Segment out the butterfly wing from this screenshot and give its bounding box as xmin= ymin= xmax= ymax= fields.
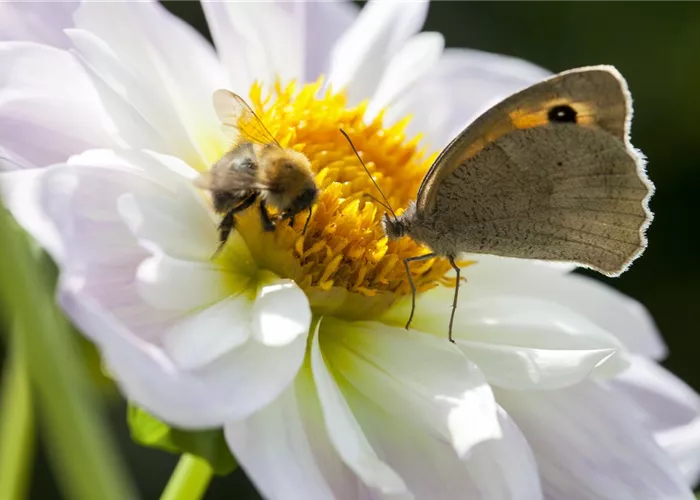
xmin=418 ymin=66 xmax=633 ymax=212
xmin=415 ymin=66 xmax=652 ymax=276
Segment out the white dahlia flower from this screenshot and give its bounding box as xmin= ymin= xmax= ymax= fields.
xmin=1 ymin=1 xmax=699 ymax=499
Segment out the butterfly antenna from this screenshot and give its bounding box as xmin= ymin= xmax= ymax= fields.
xmin=362 ymin=193 xmax=393 ymax=213
xmin=339 ymin=129 xmax=397 ymax=220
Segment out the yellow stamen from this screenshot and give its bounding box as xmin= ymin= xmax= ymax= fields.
xmin=221 ymin=79 xmax=465 ymax=319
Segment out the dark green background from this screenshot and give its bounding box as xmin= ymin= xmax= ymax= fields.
xmin=24 ymin=2 xmax=700 ymax=498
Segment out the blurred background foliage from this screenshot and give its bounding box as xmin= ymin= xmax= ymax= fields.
xmin=3 ymin=2 xmax=698 ymax=499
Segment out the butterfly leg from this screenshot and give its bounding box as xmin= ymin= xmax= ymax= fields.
xmin=447 ymin=256 xmax=461 ymax=344
xmin=259 ymin=200 xmax=276 ymax=232
xmin=402 ymin=253 xmax=437 ymax=331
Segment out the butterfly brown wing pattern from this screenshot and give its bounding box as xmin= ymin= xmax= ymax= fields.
xmin=412 ymin=66 xmax=652 ymax=276
xmin=418 ymin=66 xmax=635 ymax=209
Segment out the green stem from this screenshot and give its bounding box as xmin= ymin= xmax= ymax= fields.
xmin=0 ymin=208 xmax=138 ymax=500
xmin=161 ymin=454 xmax=214 ymax=500
xmin=0 ymin=336 xmax=35 ymax=500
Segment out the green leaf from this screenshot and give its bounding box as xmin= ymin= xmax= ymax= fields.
xmin=128 ymin=404 xmax=237 ymax=475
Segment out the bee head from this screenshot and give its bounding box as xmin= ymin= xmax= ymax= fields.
xmin=290 ymin=183 xmax=318 ymax=212
xmin=260 ymin=148 xmax=318 ymax=214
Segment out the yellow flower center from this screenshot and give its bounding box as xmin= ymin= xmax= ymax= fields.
xmin=219 ymin=80 xmax=457 ymax=320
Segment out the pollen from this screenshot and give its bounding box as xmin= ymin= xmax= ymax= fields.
xmin=225 ymin=79 xmax=458 ymax=319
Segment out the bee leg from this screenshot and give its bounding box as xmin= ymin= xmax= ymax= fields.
xmin=259 ymin=200 xmax=276 ymax=232
xmin=213 ymin=194 xmax=258 ymax=257
xmin=213 ymin=210 xmax=236 ymax=257
xmin=302 ymin=207 xmax=313 ymax=234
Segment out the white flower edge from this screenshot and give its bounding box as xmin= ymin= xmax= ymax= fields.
xmin=497 ymin=381 xmax=695 ymax=500
xmin=226 ymin=318 xmax=544 ymax=500
xmin=2 ymin=148 xmax=313 ymax=427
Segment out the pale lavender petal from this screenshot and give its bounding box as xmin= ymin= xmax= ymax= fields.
xmin=0 ymin=1 xmax=79 ymax=48
xmin=497 ymin=382 xmax=694 ymax=500
xmin=60 ymin=282 xmax=308 ymax=428
xmin=225 ymin=366 xmax=366 ymax=500
xmin=365 ymin=32 xmax=444 ymax=122
xmin=344 ymin=387 xmax=542 ymax=499
xmin=304 ymin=1 xmax=358 ymax=82
xmin=387 ymin=48 xmax=550 ymax=150
xmin=310 ymin=323 xmax=408 ymax=495
xmin=327 ymin=0 xmax=429 ymax=104
xmin=383 ymin=289 xmax=629 ymax=389
xmin=459 ymin=258 xmax=667 ymax=360
xmin=6 ymin=148 xmax=308 ymax=426
xmin=611 ymin=356 xmax=700 ymax=486
xmin=69 ymin=1 xmax=228 ymax=168
xmin=321 ymin=317 xmax=500 ymax=459
xmin=202 ymin=2 xmax=304 ymax=92
xmin=0 ymin=42 xmax=115 ymax=168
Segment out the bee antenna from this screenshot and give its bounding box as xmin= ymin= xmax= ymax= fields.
xmin=339 ymin=129 xmax=397 ymax=220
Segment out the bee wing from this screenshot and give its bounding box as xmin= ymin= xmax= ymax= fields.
xmin=213 ymin=89 xmax=281 ymax=147
xmin=194 ymin=167 xmax=264 ymax=192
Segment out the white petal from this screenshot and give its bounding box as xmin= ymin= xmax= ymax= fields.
xmin=7 ymin=155 xmax=154 ymax=269
xmin=202 ymin=2 xmax=304 ymax=92
xmin=226 ymin=366 xmax=364 ymax=500
xmin=15 ymin=151 xmax=202 ymax=330
xmin=0 ymin=168 xmax=64 ymax=260
xmin=65 ymin=16 xmax=225 ymax=167
xmin=384 ymin=290 xmax=628 ymax=389
xmin=66 ymin=30 xmax=176 ymax=155
xmin=0 ymin=42 xmax=115 ymax=168
xmin=135 ymin=250 xmax=229 ymax=312
xmin=253 ymin=280 xmax=312 ymax=347
xmin=387 ymin=48 xmax=550 ymax=150
xmin=365 ymin=32 xmax=444 ymax=121
xmin=455 ymin=341 xmax=617 ymax=391
xmin=497 ymin=382 xmax=694 ymax=500
xmin=72 ymin=1 xmax=228 ymax=165
xmin=116 ymin=170 xmax=217 ymax=262
xmin=60 ymin=280 xmax=309 ymax=427
xmin=303 ymin=1 xmax=358 ymax=82
xmin=6 ymin=148 xmax=303 ymax=425
xmin=461 ymin=258 xmax=667 ymax=360
xmin=310 ymin=322 xmax=408 ymax=495
xmin=0 ymin=1 xmax=78 ymax=48
xmin=611 ymin=356 xmax=700 ymax=486
xmin=464 ymin=253 xmax=576 ymax=278
xmin=161 ymin=295 xmax=252 ymax=371
xmin=327 ymin=0 xmax=429 ymax=104
xmin=321 ymin=317 xmax=499 ymax=459
xmin=343 ymin=386 xmax=542 ymax=500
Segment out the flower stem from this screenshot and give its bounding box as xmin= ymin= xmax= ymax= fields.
xmin=161 ymin=454 xmax=214 ymax=500
xmin=0 ymin=208 xmax=138 ymax=500
xmin=0 ymin=336 xmax=35 ymax=500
